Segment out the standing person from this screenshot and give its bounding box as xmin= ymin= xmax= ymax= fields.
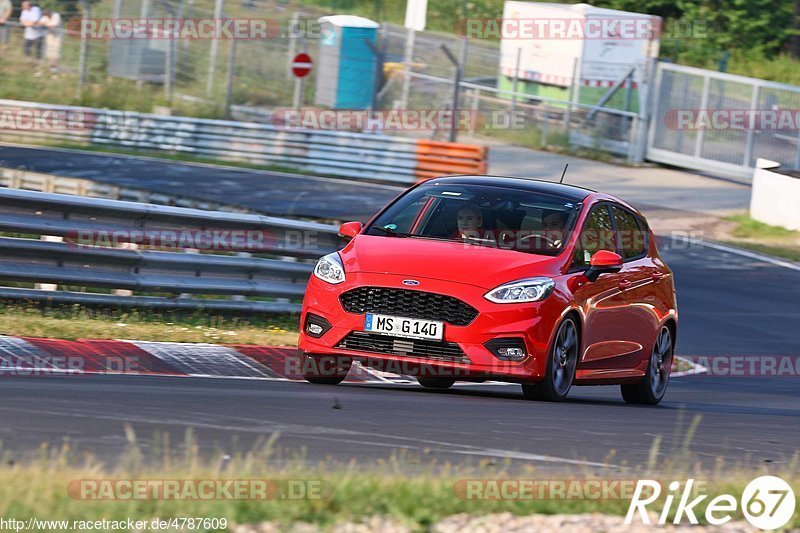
xmin=39 ymin=8 xmax=61 ymax=71
xmin=19 ymin=1 xmax=43 ymax=59
xmin=0 ymin=0 xmax=12 ymax=46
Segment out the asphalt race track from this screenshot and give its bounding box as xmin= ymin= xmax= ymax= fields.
xmin=0 ymin=241 xmax=798 ymax=470
xmin=0 ymin=146 xmax=399 ymax=221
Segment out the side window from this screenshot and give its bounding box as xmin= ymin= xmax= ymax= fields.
xmin=382 ymin=197 xmax=430 ymax=234
xmin=572 ymin=205 xmax=616 ymax=269
xmin=613 ymin=206 xmax=647 ymax=260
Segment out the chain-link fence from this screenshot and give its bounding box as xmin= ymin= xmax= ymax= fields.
xmin=12 ymin=0 xmax=800 ymax=175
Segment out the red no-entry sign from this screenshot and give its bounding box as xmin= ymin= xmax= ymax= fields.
xmin=292 ymin=53 xmax=313 ymax=78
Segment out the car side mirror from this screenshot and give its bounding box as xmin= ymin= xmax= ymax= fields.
xmin=584 ymin=250 xmax=623 ymax=282
xmin=338 ymin=221 xmax=363 ymax=240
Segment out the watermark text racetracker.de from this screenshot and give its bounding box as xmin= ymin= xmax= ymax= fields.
xmin=680 ymin=355 xmax=800 ymax=377
xmin=0 ymin=108 xmax=91 ymax=132
xmin=665 ymin=109 xmax=800 ymax=131
xmin=272 ymin=109 xmax=526 ymax=132
xmin=68 ymin=479 xmax=329 ymax=501
xmin=0 ymin=517 xmax=228 ymax=531
xmin=454 ymin=17 xmax=708 ymax=40
xmin=455 ymin=479 xmax=664 ymax=501
xmin=66 ymin=17 xmax=324 ymax=40
xmin=0 ymin=355 xmax=142 ymax=377
xmin=66 ymin=228 xmax=322 ymax=253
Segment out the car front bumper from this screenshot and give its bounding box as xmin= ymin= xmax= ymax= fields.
xmin=298 ymin=272 xmax=565 ymax=381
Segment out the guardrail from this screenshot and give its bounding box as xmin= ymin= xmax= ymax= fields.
xmin=0 ymin=99 xmax=488 ymax=184
xmin=0 ymin=167 xmax=251 ymax=212
xmin=0 ymin=188 xmax=342 ymax=313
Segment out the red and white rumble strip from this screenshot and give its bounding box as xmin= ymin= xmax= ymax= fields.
xmin=0 ymin=335 xmax=383 ymax=382
xmin=0 ymin=335 xmax=704 ymax=383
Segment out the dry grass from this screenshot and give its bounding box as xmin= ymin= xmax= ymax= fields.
xmin=0 ymin=303 xmax=299 ymax=346
xmin=721 ymin=214 xmax=800 ymax=263
xmin=0 ymin=429 xmax=797 ymax=532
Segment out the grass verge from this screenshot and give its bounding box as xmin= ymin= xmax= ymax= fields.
xmin=0 ymin=303 xmax=299 ymax=346
xmin=722 ymin=214 xmax=800 ymax=263
xmin=0 ymin=431 xmax=797 ymax=532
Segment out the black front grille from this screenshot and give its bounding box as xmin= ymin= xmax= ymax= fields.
xmin=337 ymin=331 xmax=470 ymax=364
xmin=339 ymin=287 xmax=478 ymax=326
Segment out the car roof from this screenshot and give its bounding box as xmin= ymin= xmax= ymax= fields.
xmin=425 ymin=175 xmax=596 ymax=202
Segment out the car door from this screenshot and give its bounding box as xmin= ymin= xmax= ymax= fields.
xmin=568 ymin=204 xmax=633 ymax=367
xmin=610 ymin=205 xmax=659 ymax=372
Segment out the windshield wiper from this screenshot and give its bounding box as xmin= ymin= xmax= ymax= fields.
xmin=459 ymin=235 xmax=498 ymax=248
xmin=371 ymin=225 xmax=410 ymax=238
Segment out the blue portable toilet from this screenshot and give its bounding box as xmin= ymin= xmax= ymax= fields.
xmin=314 ymin=15 xmax=380 ymax=110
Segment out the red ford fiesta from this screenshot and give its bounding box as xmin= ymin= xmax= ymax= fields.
xmin=298 ymin=176 xmax=678 ymax=404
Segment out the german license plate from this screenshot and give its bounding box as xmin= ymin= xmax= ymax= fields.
xmin=364 ymin=313 xmax=443 ymax=341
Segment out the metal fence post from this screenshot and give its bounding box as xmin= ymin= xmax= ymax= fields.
xmin=743 ymin=84 xmax=760 ymax=167
xmin=693 ymin=74 xmax=711 ymax=158
xmin=564 ymin=58 xmax=578 ymax=142
xmin=165 ymin=37 xmax=174 ymax=106
xmin=287 ymin=12 xmax=299 ymax=80
xmin=225 ymin=39 xmax=237 ymax=117
xmin=136 ymin=0 xmax=150 ymax=89
xmin=206 ymin=0 xmax=224 ymax=97
xmin=794 ymin=127 xmax=800 ymax=171
xmin=469 ymin=88 xmax=479 ymax=135
xmin=509 ymin=47 xmax=521 ymax=117
xmin=76 ymin=1 xmax=90 ymax=99
xmin=440 ymin=44 xmax=463 ymax=143
xmin=109 ymin=0 xmax=122 ymax=66
xmin=399 ymin=28 xmax=415 ymax=109
xmin=541 ymin=104 xmax=549 ymax=147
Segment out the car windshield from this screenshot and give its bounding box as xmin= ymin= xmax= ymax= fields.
xmin=366 ymin=182 xmax=582 ymax=256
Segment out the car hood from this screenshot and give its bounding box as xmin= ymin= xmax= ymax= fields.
xmin=340 ymin=235 xmax=559 ymax=290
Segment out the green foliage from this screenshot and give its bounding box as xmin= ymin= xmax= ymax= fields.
xmin=591 ymin=0 xmax=800 ymax=65
xmin=35 ymin=0 xmax=99 ymax=17
xmin=306 ymin=0 xmax=800 ymax=70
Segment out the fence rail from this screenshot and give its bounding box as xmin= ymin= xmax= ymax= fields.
xmin=647 ymin=62 xmax=800 ymax=179
xmin=0 ymin=99 xmax=487 ymax=184
xmin=0 ymin=188 xmax=342 ymax=313
xmin=0 ymin=167 xmax=250 ymax=211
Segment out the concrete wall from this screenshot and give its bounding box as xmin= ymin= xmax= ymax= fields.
xmin=750 ymin=159 xmax=800 ymax=231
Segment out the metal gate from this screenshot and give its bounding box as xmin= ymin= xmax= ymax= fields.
xmin=647 ymin=62 xmax=800 ymax=179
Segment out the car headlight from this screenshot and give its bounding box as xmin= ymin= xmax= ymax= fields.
xmin=484 ymin=277 xmax=555 ymax=303
xmin=313 ymin=252 xmax=345 ymax=285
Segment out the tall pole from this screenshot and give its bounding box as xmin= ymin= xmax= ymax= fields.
xmin=564 ymin=57 xmax=578 ymax=135
xmin=287 ymin=12 xmax=299 ymax=80
xmin=136 ymin=0 xmax=149 ymax=89
xmin=509 ymin=47 xmax=521 ymax=116
xmin=399 ymin=28 xmax=415 ymax=109
xmin=292 ymin=38 xmax=307 ymax=111
xmin=206 ymin=0 xmax=224 ymax=96
xmin=77 ymin=0 xmax=90 ymax=99
xmin=165 ymin=36 xmax=173 ymax=105
xmin=441 ymin=44 xmax=462 ymax=143
xmin=225 ymin=39 xmax=237 ymax=117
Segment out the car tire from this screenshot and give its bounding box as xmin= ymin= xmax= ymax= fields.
xmin=522 ymin=317 xmax=579 ymax=402
xmin=417 ymin=376 xmax=455 ymax=389
xmin=301 ymin=353 xmax=352 ymax=385
xmin=621 ymin=326 xmax=673 ymax=405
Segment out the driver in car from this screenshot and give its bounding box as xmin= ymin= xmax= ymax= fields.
xmin=455 ymin=205 xmax=484 ymax=240
xmin=541 ymin=209 xmax=567 ymax=248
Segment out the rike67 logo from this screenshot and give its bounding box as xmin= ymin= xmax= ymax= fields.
xmin=626 ymin=476 xmax=796 ymax=530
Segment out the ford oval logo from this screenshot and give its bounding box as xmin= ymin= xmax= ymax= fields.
xmin=402 ymin=279 xmax=420 ymax=286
